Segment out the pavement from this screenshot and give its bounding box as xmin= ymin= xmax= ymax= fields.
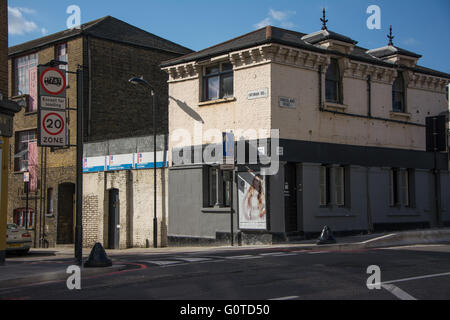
xmin=0 ymin=227 xmax=449 ymax=293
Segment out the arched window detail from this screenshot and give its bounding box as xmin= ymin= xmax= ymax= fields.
xmin=325 ymin=58 xmax=342 ymax=103
xmin=392 ymin=72 xmax=406 ymax=113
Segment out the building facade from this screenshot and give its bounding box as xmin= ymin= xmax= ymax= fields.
xmin=162 ymin=24 xmax=450 ymax=244
xmin=0 ymin=0 xmax=7 ymax=97
xmin=7 ymin=16 xmax=191 ymax=247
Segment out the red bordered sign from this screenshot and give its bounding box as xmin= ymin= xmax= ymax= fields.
xmin=39 ymin=109 xmax=67 ymax=147
xmin=39 ymin=67 xmax=67 ymax=96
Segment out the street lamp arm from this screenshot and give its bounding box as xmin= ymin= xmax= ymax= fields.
xmin=128 ymin=76 xmax=155 ymax=95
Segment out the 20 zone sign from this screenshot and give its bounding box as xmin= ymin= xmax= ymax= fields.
xmin=40 ymin=110 xmax=67 ymax=147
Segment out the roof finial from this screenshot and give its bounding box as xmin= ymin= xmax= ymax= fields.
xmin=387 ymin=25 xmax=395 ymax=46
xmin=321 ymin=8 xmax=328 ymax=30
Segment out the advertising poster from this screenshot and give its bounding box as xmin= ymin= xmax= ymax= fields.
xmin=238 ymin=171 xmax=267 ymax=230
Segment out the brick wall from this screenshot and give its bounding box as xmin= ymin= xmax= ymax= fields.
xmin=7 ymin=37 xmax=83 ymax=247
xmin=0 ymin=0 xmax=7 ymax=96
xmin=83 ymin=168 xmax=168 ymax=249
xmin=87 ymin=37 xmax=181 ymax=142
xmin=83 ymin=194 xmax=99 ymax=247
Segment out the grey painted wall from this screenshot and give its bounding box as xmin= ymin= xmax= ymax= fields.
xmin=168 ymin=166 xmax=238 ymax=239
xmin=168 ymin=162 xmax=450 ymax=240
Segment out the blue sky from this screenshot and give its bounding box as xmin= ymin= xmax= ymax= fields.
xmin=7 ymin=0 xmax=450 ymax=73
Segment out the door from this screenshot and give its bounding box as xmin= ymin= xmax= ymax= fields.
xmin=57 ymin=183 xmax=75 ymax=244
xmin=108 ymin=189 xmax=120 ymax=250
xmin=284 ymin=163 xmax=298 ymax=233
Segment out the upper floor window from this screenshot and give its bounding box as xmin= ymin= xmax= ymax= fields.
xmin=325 ymin=58 xmax=342 ymax=104
xmin=56 ymin=43 xmax=68 ymax=82
xmin=14 ymin=53 xmax=38 ymax=96
xmin=14 ymin=130 xmax=36 ymax=172
xmin=392 ymin=72 xmax=406 ymax=113
xmin=202 ymin=62 xmax=233 ymax=102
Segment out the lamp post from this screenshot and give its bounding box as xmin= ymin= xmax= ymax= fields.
xmin=129 ymin=77 xmax=158 ymax=248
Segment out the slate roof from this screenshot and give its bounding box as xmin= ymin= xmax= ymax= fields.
xmin=161 ymin=26 xmax=450 ymax=80
xmin=367 ymin=45 xmax=422 ymax=59
xmin=9 ymin=16 xmax=193 ymax=57
xmin=300 ymin=29 xmax=358 ymax=45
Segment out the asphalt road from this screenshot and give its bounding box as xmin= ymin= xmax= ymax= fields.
xmin=1 ymin=244 xmax=450 ymax=301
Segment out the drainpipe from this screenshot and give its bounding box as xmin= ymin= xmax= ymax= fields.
xmin=318 ymin=65 xmax=323 ymax=111
xmin=367 ymin=75 xmax=372 ymax=117
xmin=87 ymin=36 xmax=92 ymax=138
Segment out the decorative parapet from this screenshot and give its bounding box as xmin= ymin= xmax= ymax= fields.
xmin=163 ymin=44 xmax=449 ymax=93
xmin=407 ymin=72 xmax=448 ymax=93
xmin=343 ymin=60 xmax=397 ymax=84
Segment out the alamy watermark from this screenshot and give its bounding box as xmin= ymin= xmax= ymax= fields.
xmin=171 ymin=127 xmax=280 ymax=176
xmin=66 ymin=5 xmax=81 ymax=30
xmin=366 ymin=5 xmax=381 ymax=30
xmin=66 ymin=265 xmax=81 ymax=290
xmin=366 ymin=265 xmax=382 ymax=290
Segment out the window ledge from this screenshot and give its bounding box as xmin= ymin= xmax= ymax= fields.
xmin=24 ymin=112 xmax=37 ymax=116
xmin=202 ymin=207 xmax=232 ymax=214
xmin=315 ymin=213 xmax=356 ymax=218
xmin=390 ymin=111 xmax=411 ymax=120
xmin=199 ymin=97 xmax=236 ymax=107
xmin=324 ymin=102 xmax=348 ymax=112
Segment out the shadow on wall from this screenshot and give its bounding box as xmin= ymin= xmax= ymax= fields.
xmin=170 ymin=96 xmax=204 ymax=123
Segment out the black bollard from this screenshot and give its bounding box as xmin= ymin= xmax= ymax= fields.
xmin=317 ymin=226 xmax=337 ymax=245
xmin=84 ymin=243 xmax=113 ymax=268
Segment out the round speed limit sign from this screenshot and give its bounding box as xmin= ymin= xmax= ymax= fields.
xmin=39 ymin=67 xmax=67 ymax=96
xmin=40 ymin=110 xmax=67 ymax=147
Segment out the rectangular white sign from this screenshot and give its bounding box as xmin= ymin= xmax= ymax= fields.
xmin=248 ymin=88 xmax=268 ymax=100
xmin=39 ymin=109 xmax=67 ymax=147
xmin=41 ymin=96 xmax=66 ymax=109
xmin=279 ymin=96 xmax=296 ymax=109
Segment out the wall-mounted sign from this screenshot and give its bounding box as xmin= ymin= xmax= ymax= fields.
xmin=134 ymin=151 xmax=168 ymax=169
xmin=39 ymin=109 xmax=67 ymax=147
xmin=0 ymin=114 xmax=13 ymax=138
xmin=223 ymin=131 xmax=235 ymax=167
xmin=107 ymin=154 xmax=134 ymax=171
xmin=279 ymin=96 xmax=296 ymax=109
xmin=83 ymin=151 xmax=169 ymax=173
xmin=248 ymin=88 xmax=268 ymax=100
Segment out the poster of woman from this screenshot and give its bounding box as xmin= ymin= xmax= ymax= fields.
xmin=238 ymin=171 xmax=267 ymax=230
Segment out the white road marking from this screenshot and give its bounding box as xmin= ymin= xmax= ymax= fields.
xmin=226 ymin=255 xmax=262 ymax=260
xmin=382 ymin=271 xmax=450 ymax=285
xmin=174 ymin=257 xmax=212 ymax=263
xmin=259 ymin=252 xmax=298 ymax=257
xmin=143 ymin=260 xmax=183 ymax=266
xmin=269 ymin=296 xmax=299 ymax=301
xmin=381 ymin=284 xmax=417 ymax=301
xmin=307 ymin=251 xmax=330 ymax=254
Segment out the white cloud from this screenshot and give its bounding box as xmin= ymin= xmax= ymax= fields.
xmin=254 ymin=8 xmax=296 ymax=29
xmin=8 ymin=6 xmax=40 ymax=35
xmin=401 ymin=37 xmax=420 ymax=46
xmin=41 ymin=28 xmax=48 ymax=35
